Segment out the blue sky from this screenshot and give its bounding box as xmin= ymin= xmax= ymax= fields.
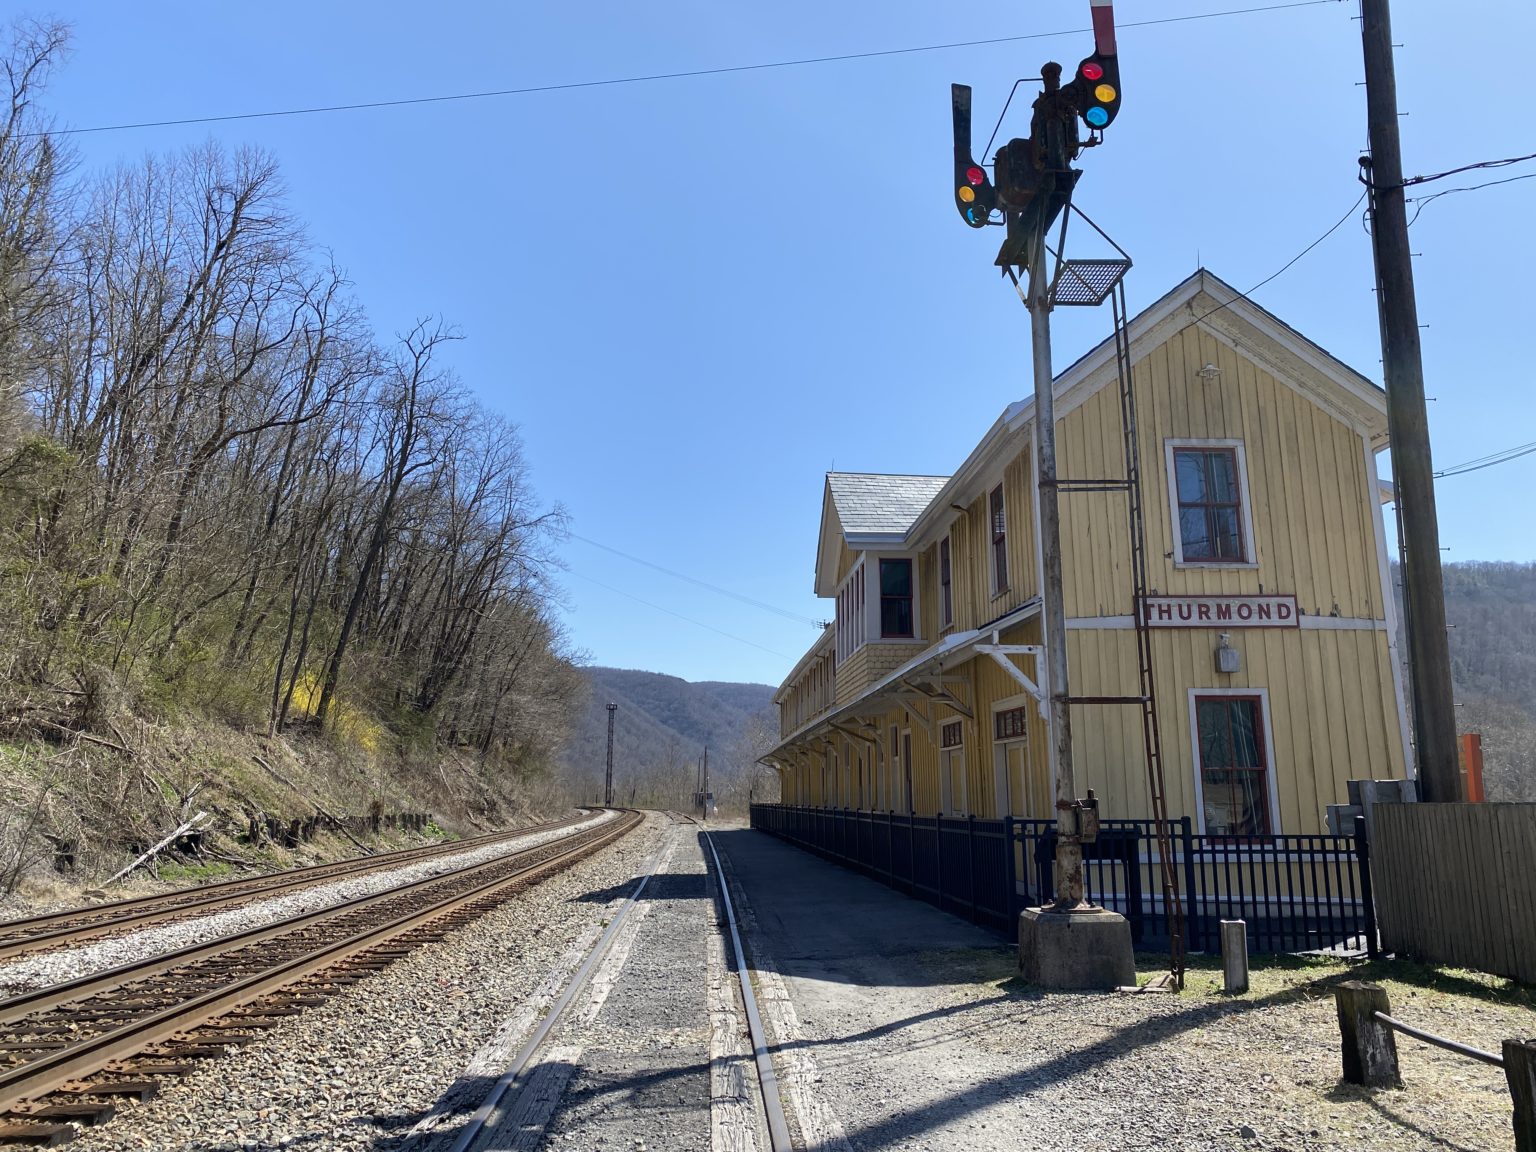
xmin=33 ymin=1 xmax=1536 ymax=687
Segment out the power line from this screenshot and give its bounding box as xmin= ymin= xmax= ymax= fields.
xmin=1399 ymin=149 xmax=1536 ymax=190
xmin=1190 ymin=190 xmax=1367 ymax=326
xmin=32 ymin=0 xmax=1343 ymax=138
xmin=1406 ymin=170 xmax=1536 ymax=227
xmin=564 ymin=569 xmax=794 ymax=660
xmin=568 ymin=533 xmax=821 ymax=628
xmin=1434 ymin=440 xmax=1536 ymax=479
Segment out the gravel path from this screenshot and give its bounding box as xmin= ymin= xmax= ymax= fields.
xmin=34 ymin=812 xmax=661 ymax=1152
xmin=717 ymin=828 xmax=1536 ymax=1152
xmin=0 ymin=810 xmax=613 ymax=997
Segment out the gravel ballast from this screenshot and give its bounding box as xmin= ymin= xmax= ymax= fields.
xmin=0 ymin=810 xmax=613 ymax=997
xmin=717 ymin=828 xmax=1536 ymax=1152
xmin=55 ymin=811 xmax=663 ymax=1152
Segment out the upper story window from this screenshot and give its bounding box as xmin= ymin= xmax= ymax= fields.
xmin=939 ymin=536 xmax=953 ymax=628
xmin=879 ymin=558 xmax=913 ymax=638
xmin=1167 ymin=440 xmax=1256 ymax=566
xmin=989 ymin=485 xmax=1009 ymax=595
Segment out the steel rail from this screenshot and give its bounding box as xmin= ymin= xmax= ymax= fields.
xmin=0 ymin=812 xmax=641 ymax=1115
xmin=703 ymin=830 xmax=794 ymax=1152
xmin=0 ymin=812 xmax=594 ymax=961
xmin=0 ymin=813 xmax=615 ymax=1026
xmin=443 ymin=825 xmax=673 ymax=1152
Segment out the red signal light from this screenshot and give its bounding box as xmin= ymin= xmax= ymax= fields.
xmin=1081 ymin=61 xmax=1104 ymax=81
xmin=966 ymin=166 xmax=986 ymax=186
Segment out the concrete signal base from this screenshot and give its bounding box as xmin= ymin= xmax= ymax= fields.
xmin=1019 ymin=905 xmax=1137 ymax=990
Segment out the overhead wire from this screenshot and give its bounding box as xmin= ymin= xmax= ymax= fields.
xmin=567 ymin=533 xmax=821 ymax=628
xmin=564 ymin=569 xmax=794 ymax=660
xmin=1398 ymin=149 xmax=1536 ymax=190
xmin=31 ymin=0 xmax=1345 ymax=138
xmin=1188 ymin=190 xmax=1368 ymax=326
xmin=1406 ymin=170 xmax=1536 ymax=227
xmin=1434 ymin=440 xmax=1536 ymax=479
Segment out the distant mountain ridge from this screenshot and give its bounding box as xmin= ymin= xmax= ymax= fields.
xmin=559 ymin=667 xmax=776 ymax=807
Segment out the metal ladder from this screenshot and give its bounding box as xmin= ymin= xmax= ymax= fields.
xmin=1049 ymin=232 xmax=1187 ymax=988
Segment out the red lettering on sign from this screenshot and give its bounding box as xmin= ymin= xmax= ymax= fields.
xmin=1197 ymin=604 xmax=1212 ymax=621
xmin=1216 ymin=603 xmax=1233 ymax=620
xmin=1258 ymin=602 xmax=1272 ymax=620
xmin=1277 ymin=601 xmax=1292 ymax=621
xmin=1237 ymin=603 xmax=1253 ymax=620
xmin=1178 ymin=604 xmax=1193 ymax=621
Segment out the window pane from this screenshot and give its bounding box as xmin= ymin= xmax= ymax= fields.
xmin=1175 ymin=451 xmax=1207 ymax=502
xmin=881 ymin=598 xmax=912 ymax=637
xmin=1197 ymin=700 xmax=1233 ymax=767
xmin=1208 ymin=450 xmax=1237 ymax=502
xmin=1229 ymin=699 xmax=1261 ymax=768
xmin=1210 ymin=507 xmax=1241 ymax=559
xmin=880 ymin=559 xmax=911 ymax=596
xmin=1180 ymin=507 xmax=1212 ymax=557
xmin=1203 ymin=769 xmax=1269 ymax=836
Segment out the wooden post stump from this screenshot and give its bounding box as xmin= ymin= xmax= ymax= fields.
xmin=1334 ymin=981 xmax=1400 ymax=1087
xmin=1507 ymin=1039 xmax=1536 ymax=1152
xmin=1220 ymin=919 xmax=1249 ymax=993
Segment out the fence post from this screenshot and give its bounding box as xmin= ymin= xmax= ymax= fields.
xmin=934 ymin=815 xmax=944 ymax=912
xmin=1180 ymin=816 xmax=1200 ymax=952
xmin=1507 ymin=1039 xmax=1536 ymax=1152
xmin=1334 ymin=981 xmax=1401 ymax=1088
xmin=1354 ymin=814 xmax=1379 ymax=959
xmin=1220 ymin=920 xmax=1249 ymax=993
xmin=967 ymin=814 xmax=978 ymax=922
xmin=1003 ymin=816 xmax=1018 ymax=925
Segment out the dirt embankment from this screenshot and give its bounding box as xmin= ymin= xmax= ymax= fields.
xmin=0 ymin=720 xmax=568 ymax=917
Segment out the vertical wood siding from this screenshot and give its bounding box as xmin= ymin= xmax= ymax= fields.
xmin=1373 ymin=803 xmax=1536 ymax=984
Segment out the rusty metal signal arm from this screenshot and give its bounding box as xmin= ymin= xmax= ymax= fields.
xmin=948 ymin=0 xmax=1122 ymax=264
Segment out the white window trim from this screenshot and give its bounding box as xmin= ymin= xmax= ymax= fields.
xmin=991 ymin=692 xmax=1030 ymax=818
xmin=939 ymin=719 xmax=967 ymax=816
xmin=1164 ymin=438 xmax=1259 ymax=570
xmin=874 ymin=553 xmax=920 ymax=641
xmin=1187 ymin=687 xmax=1282 ymax=836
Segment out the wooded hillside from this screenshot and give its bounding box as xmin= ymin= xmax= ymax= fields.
xmin=560 ymin=668 xmax=777 ymax=812
xmin=1437 ymin=561 xmax=1536 ymax=800
xmin=0 ymin=21 xmax=582 ymax=872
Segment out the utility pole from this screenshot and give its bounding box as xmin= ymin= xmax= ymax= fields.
xmin=1360 ymin=0 xmax=1460 ymax=801
xmin=701 ymin=745 xmax=711 ymax=822
xmin=1027 ymin=224 xmax=1084 ymax=908
xmin=604 ymin=703 xmax=617 ymax=807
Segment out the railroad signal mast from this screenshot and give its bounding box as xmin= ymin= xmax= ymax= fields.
xmin=948 ymin=1 xmax=1186 ymax=988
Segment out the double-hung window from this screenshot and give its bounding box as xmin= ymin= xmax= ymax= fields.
xmin=989 ymin=485 xmax=1009 ymax=595
xmin=1168 ymin=442 xmax=1253 ymax=565
xmin=1195 ymin=694 xmax=1272 ymax=836
xmin=939 ymin=536 xmax=953 ymax=628
xmin=879 ymin=558 xmax=913 ymax=638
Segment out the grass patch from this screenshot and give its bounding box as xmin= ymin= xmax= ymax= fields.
xmin=155 ymin=859 xmax=236 ymax=885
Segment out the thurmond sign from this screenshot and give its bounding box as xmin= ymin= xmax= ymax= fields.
xmin=1138 ymin=594 xmax=1299 ymax=629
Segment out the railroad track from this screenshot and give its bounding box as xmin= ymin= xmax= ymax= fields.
xmin=0 ymin=811 xmax=594 ymax=964
xmin=0 ymin=809 xmax=642 ymax=1145
xmin=433 ymin=821 xmax=791 ymax=1152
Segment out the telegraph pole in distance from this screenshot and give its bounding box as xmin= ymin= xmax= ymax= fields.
xmin=604 ymin=703 xmax=617 ymax=807
xmin=1359 ymin=0 xmax=1460 ymax=801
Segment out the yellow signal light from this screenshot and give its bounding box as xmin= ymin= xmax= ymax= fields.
xmin=958 ymin=185 xmax=976 ymax=203
xmin=1094 ymin=83 xmax=1117 ymax=104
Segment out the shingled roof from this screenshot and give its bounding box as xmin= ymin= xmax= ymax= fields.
xmin=825 ymin=472 xmax=951 ymax=536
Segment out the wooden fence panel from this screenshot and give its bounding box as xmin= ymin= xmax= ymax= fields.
xmin=1373 ymin=803 xmax=1536 ymax=984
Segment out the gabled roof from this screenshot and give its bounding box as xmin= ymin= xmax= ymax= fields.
xmin=826 ymin=473 xmax=950 ymax=534
xmin=814 ymin=473 xmax=950 ymax=597
xmin=908 ymin=268 xmax=1390 ymax=547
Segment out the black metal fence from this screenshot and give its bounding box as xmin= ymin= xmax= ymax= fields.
xmin=749 ymin=804 xmax=1376 ymax=956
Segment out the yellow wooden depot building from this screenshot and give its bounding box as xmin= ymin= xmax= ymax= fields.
xmin=767 ymin=270 xmax=1410 ymax=837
